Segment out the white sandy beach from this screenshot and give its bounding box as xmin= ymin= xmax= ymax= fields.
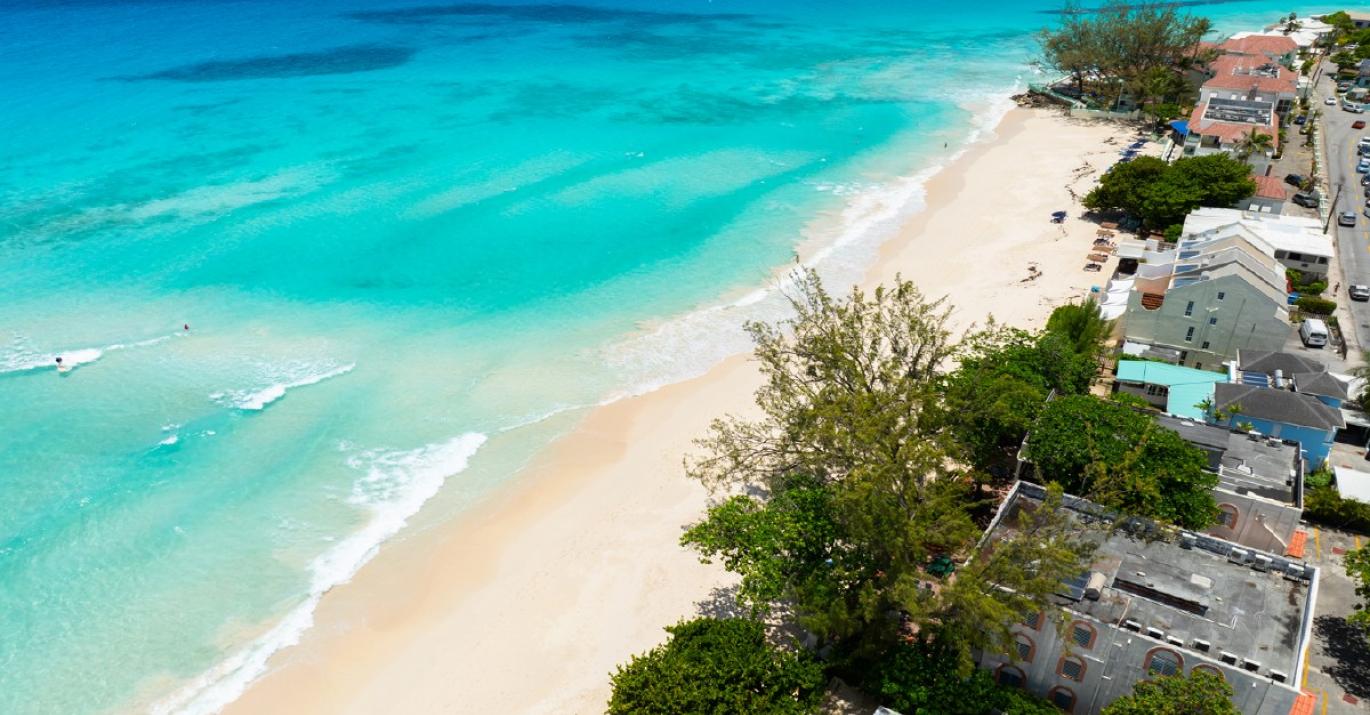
xmin=221 ymin=107 xmax=1142 ymax=715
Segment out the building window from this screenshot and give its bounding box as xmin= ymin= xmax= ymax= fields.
xmin=996 ymin=665 xmax=1025 ymax=689
xmin=1058 ymin=655 xmax=1086 ymax=682
xmin=1048 ymin=687 xmax=1077 ymax=712
xmin=1185 ymin=301 xmax=1195 ymax=316
xmin=1218 ymin=504 xmax=1239 ymax=530
xmin=1070 ymin=621 xmax=1097 ymax=650
xmin=1217 ymin=292 xmax=1226 ymax=300
xmin=1192 ymin=664 xmax=1225 ymax=681
xmin=1146 ymin=648 xmax=1183 ymax=677
xmin=1015 ymin=634 xmax=1036 ymax=663
xmin=1022 ymin=610 xmax=1043 ymax=630
xmin=1319 ymin=256 xmax=1329 ymax=265
xmin=1201 ymin=341 xmax=1210 ymax=350
xmin=1185 ymin=327 xmax=1195 ymax=342
xmin=1208 ymin=316 xmax=1218 ymax=325
xmin=1288 ymin=251 xmax=1304 ymax=261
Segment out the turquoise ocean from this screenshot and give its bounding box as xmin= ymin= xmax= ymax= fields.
xmin=0 ymin=1 xmax=1339 ymax=712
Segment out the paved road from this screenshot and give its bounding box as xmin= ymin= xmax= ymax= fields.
xmin=1316 ymin=69 xmax=1370 ymax=352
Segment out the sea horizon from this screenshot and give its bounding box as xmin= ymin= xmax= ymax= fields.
xmin=0 ymin=1 xmax=1342 ymax=712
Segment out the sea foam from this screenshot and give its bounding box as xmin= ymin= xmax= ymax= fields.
xmin=214 ymin=363 xmax=355 ymax=411
xmin=0 ymin=334 xmax=174 ymax=376
xmin=150 ymin=432 xmax=488 ymax=715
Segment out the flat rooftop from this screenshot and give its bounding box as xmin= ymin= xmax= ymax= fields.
xmin=1219 ymin=431 xmax=1300 ymax=505
xmin=986 ymin=483 xmax=1316 ymax=679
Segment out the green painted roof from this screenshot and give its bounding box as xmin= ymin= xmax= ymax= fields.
xmin=1116 ymin=360 xmax=1226 ymax=420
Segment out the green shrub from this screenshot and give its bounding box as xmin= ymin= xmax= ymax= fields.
xmin=1304 ymin=485 xmax=1370 ymax=533
xmin=1163 ymin=224 xmax=1183 ymax=242
xmin=865 ymin=641 xmax=1059 ymax=715
xmin=1306 ymin=468 xmax=1333 ymax=489
xmin=1296 ymin=296 xmax=1337 ymax=316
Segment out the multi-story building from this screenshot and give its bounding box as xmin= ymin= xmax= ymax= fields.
xmin=1152 ymin=414 xmax=1305 ymax=554
xmin=1181 ymin=207 xmax=1332 ymax=278
xmin=978 ymin=482 xmax=1318 ymax=715
xmin=1122 ymin=233 xmax=1290 ymax=370
xmin=1184 ymin=97 xmax=1280 ymax=174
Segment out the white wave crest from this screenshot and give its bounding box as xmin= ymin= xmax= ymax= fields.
xmin=0 ymin=333 xmax=175 ymax=375
xmin=150 ymin=432 xmax=488 ymax=715
xmin=215 ymin=364 xmax=355 ymax=411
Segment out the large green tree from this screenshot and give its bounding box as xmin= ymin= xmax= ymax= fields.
xmin=1084 ymin=154 xmax=1256 ymax=229
xmin=866 ymin=639 xmax=1058 ymax=715
xmin=683 ymin=270 xmax=1095 ymax=666
xmin=1347 ymin=546 xmax=1370 ymax=639
xmin=1025 ymin=394 xmax=1219 ymax=528
xmin=1101 ymin=672 xmax=1240 ymax=715
xmin=607 ymin=617 xmax=825 ymax=715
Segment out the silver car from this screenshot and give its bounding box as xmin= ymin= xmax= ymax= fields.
xmin=1340 ymin=211 xmax=1358 ymax=227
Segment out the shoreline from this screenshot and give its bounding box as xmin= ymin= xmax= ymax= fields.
xmin=215 ymin=106 xmax=1138 ymax=714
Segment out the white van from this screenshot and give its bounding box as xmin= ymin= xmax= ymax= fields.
xmin=1300 ymin=318 xmax=1329 ymax=348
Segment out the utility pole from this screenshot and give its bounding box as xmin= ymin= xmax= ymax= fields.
xmin=1324 ymin=181 xmax=1344 ymax=233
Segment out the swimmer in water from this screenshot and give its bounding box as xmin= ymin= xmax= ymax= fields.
xmin=184 ymin=323 xmax=190 ymax=331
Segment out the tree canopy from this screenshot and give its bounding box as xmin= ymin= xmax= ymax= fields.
xmin=607 ymin=617 xmax=826 ymax=715
xmin=865 ymin=639 xmax=1059 ymax=715
xmin=1039 ymin=1 xmax=1211 ymax=108
xmin=1025 ymin=394 xmax=1219 ymax=529
xmin=1083 ymin=154 xmax=1257 ymax=230
xmin=1347 ymin=546 xmax=1370 ymax=640
xmin=1101 ymin=671 xmax=1240 ymax=715
xmin=683 ymin=270 xmax=1096 ymax=668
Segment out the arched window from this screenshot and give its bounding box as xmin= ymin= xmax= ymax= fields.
xmin=1146 ymin=648 xmax=1183 ymax=677
xmin=1218 ymin=504 xmax=1240 ymax=530
xmin=1192 ymin=664 xmax=1225 ymax=681
xmin=996 ymin=665 xmax=1025 ymax=689
xmin=1068 ymin=621 xmax=1097 ymax=650
xmin=1015 ymin=633 xmax=1036 ymax=663
xmin=1022 ymin=609 xmax=1043 ymax=630
xmin=1058 ymin=655 xmax=1086 ymax=682
xmin=1047 ymin=687 xmax=1077 ymax=713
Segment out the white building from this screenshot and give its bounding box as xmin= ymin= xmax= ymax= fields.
xmin=1182 ymin=207 xmax=1332 ymax=278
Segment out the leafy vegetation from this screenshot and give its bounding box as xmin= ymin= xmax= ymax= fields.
xmin=607 ymin=617 xmax=825 ymax=715
xmin=1305 ymin=485 xmax=1370 ymax=533
xmin=1296 ymin=296 xmax=1337 ymax=316
xmin=1347 ymin=547 xmax=1370 ymax=640
xmin=1101 ymin=671 xmax=1240 ymax=715
xmin=682 ymin=270 xmax=1096 ymax=670
xmin=1083 ymin=154 xmax=1256 ymax=230
xmin=864 ymin=639 xmax=1058 ymax=715
xmin=1024 ymin=394 xmax=1219 ymax=529
xmin=1038 ymin=1 xmax=1210 ymax=112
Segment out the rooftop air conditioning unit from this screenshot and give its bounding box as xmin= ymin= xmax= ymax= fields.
xmin=1228 ymin=548 xmax=1249 ymax=564
xmin=1253 ymin=555 xmax=1273 ymax=572
xmin=1220 ymin=651 xmax=1239 ymax=665
xmin=1243 ymin=659 xmax=1261 ymax=672
xmin=1085 ymin=571 xmax=1107 ymax=601
xmin=1146 ymin=627 xmax=1165 ymax=640
xmin=1271 ymin=669 xmax=1288 ymax=683
xmin=1167 ymin=636 xmax=1184 ymax=648
xmin=1123 ymin=619 xmax=1142 ymax=632
xmin=1192 ymin=638 xmax=1212 ymax=652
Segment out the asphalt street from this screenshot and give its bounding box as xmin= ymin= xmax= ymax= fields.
xmin=1317 ymin=69 xmax=1370 ymax=352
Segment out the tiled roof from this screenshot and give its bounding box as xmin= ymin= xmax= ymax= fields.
xmin=1292 ymin=371 xmax=1350 ymax=401
xmin=1253 ymin=174 xmax=1288 ymax=200
xmin=1219 ymin=35 xmax=1298 ymax=58
xmin=1187 ymin=102 xmax=1279 ymax=145
xmin=1204 ymin=54 xmax=1298 ymax=95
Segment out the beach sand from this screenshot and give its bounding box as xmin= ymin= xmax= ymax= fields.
xmin=221 ymin=107 xmax=1139 ymax=715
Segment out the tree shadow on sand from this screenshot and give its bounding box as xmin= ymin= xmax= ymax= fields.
xmin=1315 ymin=615 xmax=1370 ymax=698
xmin=693 ymin=584 xmax=749 ymax=619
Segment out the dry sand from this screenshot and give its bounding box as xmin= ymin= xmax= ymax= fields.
xmin=222 ymin=107 xmax=1141 ymax=715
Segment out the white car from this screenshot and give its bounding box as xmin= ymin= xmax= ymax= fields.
xmin=1328 ymin=96 xmax=1339 ymax=105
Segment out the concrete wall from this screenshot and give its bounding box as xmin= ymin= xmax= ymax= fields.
xmin=1123 ymin=275 xmax=1291 ymax=370
xmin=980 ymin=617 xmax=1303 ymax=715
xmin=1207 ymin=491 xmax=1303 ymax=553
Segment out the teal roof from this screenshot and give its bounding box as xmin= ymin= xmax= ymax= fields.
xmin=1116 ymin=360 xmax=1225 ymax=420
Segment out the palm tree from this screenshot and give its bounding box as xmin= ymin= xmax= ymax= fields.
xmin=1235 ymin=128 xmax=1275 ymax=164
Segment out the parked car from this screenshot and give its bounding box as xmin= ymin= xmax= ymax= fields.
xmin=1285 ymin=173 xmax=1305 ymax=187
xmin=1363 ymin=173 xmax=1370 ymax=186
xmin=1328 ymin=96 xmax=1339 ymax=105
xmin=1340 ymin=211 xmax=1358 ymax=227
xmin=1359 ymin=159 xmax=1370 ymax=173
xmin=1357 ymin=120 xmax=1368 ymax=129
xmin=1293 ymin=191 xmax=1320 ymax=208
xmin=1295 ymin=114 xmax=1308 ymax=125
xmin=1351 ymin=285 xmax=1370 ymax=302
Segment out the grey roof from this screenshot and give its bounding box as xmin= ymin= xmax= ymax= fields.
xmin=1151 ymin=415 xmax=1300 ymax=504
xmin=989 ymin=483 xmax=1315 ymax=677
xmin=1291 ymin=371 xmax=1349 ymax=401
xmin=1213 ymin=382 xmax=1345 ymax=430
xmin=1238 ymin=350 xmax=1329 ymax=376
xmin=1219 ymin=432 xmax=1300 ymax=504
